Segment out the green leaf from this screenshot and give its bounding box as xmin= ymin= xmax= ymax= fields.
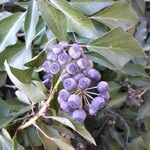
xmin=110 ymin=129 xmax=125 ymax=148
xmin=38 ymin=123 xmax=75 ymax=150
xmin=25 ymin=50 xmax=46 ymax=68
xmin=0 ymin=71 xmax=7 ymax=87
xmin=50 ymin=0 xmax=98 ymax=39
xmin=0 ymin=11 xmax=12 ymax=21
xmin=8 ymin=47 xmax=31 ymax=69
xmin=0 ymin=99 xmax=13 ymax=129
xmin=91 ymin=1 xmax=138 ymax=31
xmin=26 ymin=127 xmax=43 ymax=147
xmin=59 ymin=112 xmax=96 ymax=145
xmin=127 ymin=136 xmax=148 ymax=150
xmin=12 ymin=135 xmax=25 ymax=150
xmin=47 ymin=116 xmax=76 ymax=130
xmin=70 ymin=0 xmax=114 ymax=16
xmin=15 ymin=90 xmax=31 ymax=105
xmin=24 ymin=0 xmax=39 ymax=63
xmin=51 ymin=138 xmax=75 ymax=150
xmin=0 ymin=0 xmax=9 ymax=4
xmin=137 ymin=101 xmax=150 ymax=119
xmin=106 ymin=93 xmax=126 ymax=109
xmin=86 ymin=51 xmax=117 ymax=70
xmin=0 ymin=129 xmax=12 ymax=150
xmin=87 ymin=27 xmax=146 ymax=69
xmin=0 ymin=41 xmax=25 ymax=69
xmin=37 ymin=0 xmax=67 ymax=41
xmin=4 ymin=61 xmax=47 ymax=104
xmin=129 ymin=77 xmax=150 ymax=89
xmin=0 ymin=13 xmax=25 ymax=52
xmin=73 ymin=121 xmax=96 ymax=145
xmin=141 ymin=131 xmax=150 ymax=149
xmin=122 ymin=62 xmax=147 ymax=77
xmin=39 ymin=132 xmax=58 ymax=150
xmin=131 ymin=0 xmax=145 ymax=16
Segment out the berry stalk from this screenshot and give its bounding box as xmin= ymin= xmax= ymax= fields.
xmin=17 ymin=71 xmax=64 ymax=130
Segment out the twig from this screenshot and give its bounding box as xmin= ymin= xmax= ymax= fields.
xmin=17 ymin=70 xmax=64 ymax=131
xmin=33 ymin=123 xmax=53 ymax=141
xmin=5 ymin=85 xmax=17 ymax=90
xmin=85 ymin=91 xmax=99 ymax=96
xmin=84 ymin=92 xmax=94 ymax=100
xmin=137 ymin=89 xmax=147 ymax=98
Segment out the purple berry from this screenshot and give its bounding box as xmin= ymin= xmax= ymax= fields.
xmin=57 ymin=96 xmax=64 ymax=104
xmin=72 ymin=109 xmax=86 ymax=123
xmin=89 ymin=108 xmax=97 ymax=115
xmin=87 ymin=69 xmax=101 ymax=81
xmin=100 ymin=91 xmax=110 ymax=101
xmin=59 ymin=41 xmax=69 ymax=48
xmin=82 ymin=69 xmax=89 ymax=77
xmin=47 ymin=52 xmax=58 ymax=61
xmin=43 ymin=73 xmax=52 ymax=87
xmin=97 ymin=81 xmax=109 ymax=93
xmin=66 ymin=63 xmax=79 ymax=75
xmin=78 ymin=77 xmax=91 ymax=90
xmin=49 ymin=62 xmax=60 ymax=74
xmin=59 ymin=89 xmax=70 ymax=102
xmin=68 ymin=94 xmax=81 ymax=109
xmin=60 ymin=72 xmax=71 ymax=82
xmin=90 ymin=97 xmax=105 ymax=111
xmin=43 ymin=73 xmax=52 ymax=81
xmin=77 ymin=58 xmax=89 ymax=69
xmin=52 ymin=44 xmax=64 ymax=54
xmin=43 ymin=60 xmax=51 ymax=73
xmin=63 ymin=78 xmax=77 ymax=91
xmin=83 ymin=104 xmax=90 ymax=113
xmin=68 ymin=44 xmax=82 ymax=59
xmin=87 ymin=59 xmax=94 ymax=68
xmin=58 ymin=52 xmax=69 ymax=65
xmin=74 ymin=73 xmax=85 ymax=81
xmin=76 ymin=143 xmax=84 ymax=150
xmin=60 ymin=101 xmax=73 ymax=113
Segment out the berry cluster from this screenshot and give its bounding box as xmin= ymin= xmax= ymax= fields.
xmin=43 ymin=42 xmax=110 ymax=123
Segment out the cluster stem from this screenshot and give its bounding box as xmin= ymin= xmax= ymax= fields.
xmin=17 ymin=71 xmax=63 ymax=131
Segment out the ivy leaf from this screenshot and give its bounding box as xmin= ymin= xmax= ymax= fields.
xmin=60 ymin=113 xmax=96 ymax=145
xmin=131 ymin=0 xmax=145 ymax=16
xmin=50 ymin=0 xmax=98 ymax=39
xmin=15 ymin=90 xmax=31 ymax=105
xmin=137 ymin=101 xmax=150 ymax=119
xmin=24 ymin=50 xmax=46 ymax=68
xmin=91 ymin=1 xmax=138 ymax=31
xmin=0 ymin=13 xmax=25 ymax=52
xmin=106 ymin=93 xmax=126 ymax=109
xmin=12 ymin=135 xmax=25 ymax=150
xmin=38 ymin=123 xmax=75 ymax=150
xmin=86 ymin=51 xmax=117 ymax=70
xmin=0 ymin=99 xmax=14 ymax=129
xmin=127 ymin=136 xmax=148 ymax=150
xmin=0 ymin=41 xmax=25 ymax=69
xmin=47 ymin=116 xmax=76 ymax=130
xmin=37 ymin=0 xmax=67 ymax=41
xmin=129 ymin=77 xmax=150 ymax=89
xmin=70 ymin=0 xmax=114 ymax=16
xmin=73 ymin=121 xmax=96 ymax=145
xmin=0 ymin=72 xmax=7 ymax=87
xmin=0 ymin=129 xmax=13 ymax=150
xmin=0 ymin=11 xmax=12 ymax=21
xmin=122 ymin=62 xmax=147 ymax=77
xmin=24 ymin=0 xmax=39 ymax=60
xmin=4 ymin=61 xmax=47 ymax=104
xmin=0 ymin=0 xmax=9 ymax=4
xmin=87 ymin=27 xmax=146 ymax=69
